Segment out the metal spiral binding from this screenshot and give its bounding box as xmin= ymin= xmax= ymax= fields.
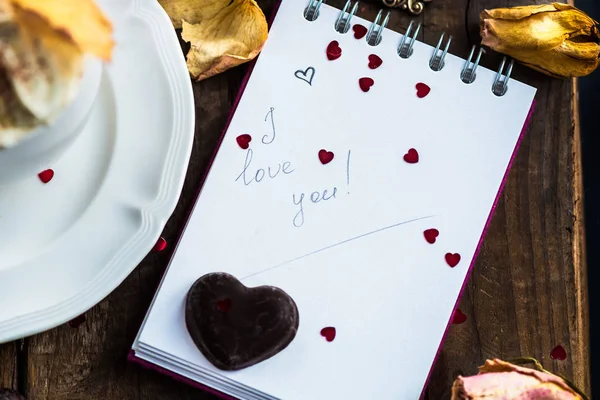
xmin=460 ymin=45 xmax=485 ymax=84
xmin=335 ymin=1 xmax=359 ymax=33
xmin=304 ymin=0 xmax=324 ymax=21
xmin=366 ymin=9 xmax=391 ymax=46
xmin=306 ymin=3 xmax=514 ymax=96
xmin=492 ymin=57 xmax=514 ymax=96
xmin=397 ymin=20 xmax=422 ymax=59
xmin=429 ymin=32 xmax=451 ymax=71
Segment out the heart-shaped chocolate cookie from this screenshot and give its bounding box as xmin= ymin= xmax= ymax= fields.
xmin=185 ymin=272 xmax=299 ymax=371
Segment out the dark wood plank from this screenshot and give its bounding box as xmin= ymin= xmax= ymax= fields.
xmin=422 ymin=0 xmax=590 ymax=397
xmin=0 ymin=342 xmax=17 ymax=390
xmin=21 ymin=0 xmax=589 ymax=398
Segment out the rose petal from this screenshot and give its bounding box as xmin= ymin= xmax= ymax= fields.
xmin=451 ymin=359 xmax=584 ymax=400
xmin=179 ymin=0 xmax=268 ymax=81
xmin=159 ymin=0 xmax=228 ymax=29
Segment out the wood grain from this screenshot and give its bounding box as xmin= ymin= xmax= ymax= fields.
xmin=19 ymin=0 xmax=589 ymax=398
xmin=0 ymin=342 xmax=17 ymax=390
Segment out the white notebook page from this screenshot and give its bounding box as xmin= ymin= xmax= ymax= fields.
xmin=137 ymin=0 xmax=537 ymax=398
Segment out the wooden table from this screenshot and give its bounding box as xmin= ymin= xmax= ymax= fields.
xmin=0 ymin=0 xmax=590 ymax=398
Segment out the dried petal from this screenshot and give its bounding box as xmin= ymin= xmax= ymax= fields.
xmin=480 ymin=3 xmax=600 ymax=78
xmin=451 ymin=359 xmax=584 ymax=400
xmin=160 ymin=0 xmax=268 ymax=81
xmin=158 ymin=0 xmax=226 ymax=29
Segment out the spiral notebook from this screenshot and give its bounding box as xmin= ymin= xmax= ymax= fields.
xmin=130 ymin=0 xmax=537 ymax=398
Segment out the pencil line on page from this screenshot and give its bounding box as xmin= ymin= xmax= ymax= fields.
xmin=241 ymin=215 xmax=435 ymax=280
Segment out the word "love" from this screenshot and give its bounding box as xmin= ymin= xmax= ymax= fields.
xmin=235 ymin=148 xmax=295 ymax=186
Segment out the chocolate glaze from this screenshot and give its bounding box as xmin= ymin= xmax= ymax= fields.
xmin=185 ymin=272 xmax=299 ymax=371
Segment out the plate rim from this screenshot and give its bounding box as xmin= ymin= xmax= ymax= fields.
xmin=0 ymin=0 xmax=195 ymax=343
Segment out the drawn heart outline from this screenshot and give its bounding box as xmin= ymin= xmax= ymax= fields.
xmin=318 ymin=149 xmax=335 ymax=165
xmin=403 ymin=148 xmax=419 ymax=164
xmin=416 ymin=82 xmax=431 ymax=98
xmin=294 ymin=67 xmax=315 ymax=86
xmin=236 ymin=134 xmax=252 ymax=149
xmin=368 ymin=54 xmax=383 ymax=70
xmin=320 ymin=327 xmax=336 ymax=342
xmin=359 ymin=77 xmax=374 ymax=92
xmin=326 ymin=41 xmax=342 ymax=60
xmin=353 ymin=24 xmax=367 ymax=39
xmin=445 ymin=253 xmax=461 ymax=268
xmin=424 ymin=229 xmax=439 ymax=244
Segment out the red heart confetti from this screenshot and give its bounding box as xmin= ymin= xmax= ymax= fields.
xmin=318 ymin=149 xmax=335 ymax=165
xmin=403 ymin=148 xmax=419 ymax=164
xmin=445 ymin=253 xmax=461 ymax=267
xmin=153 ymin=237 xmax=167 ymax=252
xmin=320 ymin=326 xmax=336 ymax=342
xmin=368 ymin=54 xmax=383 ymax=70
xmin=67 ymin=314 xmax=86 ymax=328
xmin=38 ymin=169 xmax=54 ymax=184
xmin=236 ymin=134 xmax=252 ymax=149
xmin=216 ymin=298 xmax=233 ymax=313
xmin=359 ymin=77 xmax=374 ymax=92
xmin=416 ymin=82 xmax=431 ymax=98
xmin=452 ymin=309 xmax=467 ymax=324
xmin=550 ymin=345 xmax=567 ymax=360
xmin=353 ymin=24 xmax=367 ymax=39
xmin=424 ymin=229 xmax=439 ymax=244
xmin=326 ymin=40 xmax=342 ymax=61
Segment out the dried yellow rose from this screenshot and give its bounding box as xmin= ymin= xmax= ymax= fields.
xmin=480 ymin=3 xmax=600 ymax=78
xmin=452 ymin=358 xmax=586 ymax=400
xmin=159 ymin=0 xmax=268 ymax=81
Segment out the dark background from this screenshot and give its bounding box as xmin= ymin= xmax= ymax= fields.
xmin=578 ymin=0 xmax=598 ymax=395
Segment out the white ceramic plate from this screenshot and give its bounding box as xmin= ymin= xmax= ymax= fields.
xmin=0 ymin=0 xmax=194 ymax=343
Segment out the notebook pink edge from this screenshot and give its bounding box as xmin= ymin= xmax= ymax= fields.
xmin=128 ymin=1 xmax=537 ymax=398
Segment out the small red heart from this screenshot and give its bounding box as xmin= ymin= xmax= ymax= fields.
xmin=416 ymin=82 xmax=431 ymax=98
xmin=445 ymin=253 xmax=461 ymax=268
xmin=216 ymin=298 xmax=233 ymax=313
xmin=318 ymin=149 xmax=334 ymax=165
xmin=353 ymin=24 xmax=367 ymax=39
xmin=550 ymin=345 xmax=567 ymax=361
xmin=236 ymin=134 xmax=252 ymax=149
xmin=38 ymin=169 xmax=54 ymax=184
xmin=67 ymin=314 xmax=86 ymax=328
xmin=452 ymin=309 xmax=467 ymax=324
xmin=326 ymin=40 xmax=342 ymax=61
xmin=424 ymin=229 xmax=439 ymax=244
xmin=403 ymin=148 xmax=419 ymax=164
xmin=359 ymin=77 xmax=374 ymax=92
xmin=320 ymin=326 xmax=336 ymax=342
xmin=153 ymin=237 xmax=167 ymax=252
xmin=368 ymin=54 xmax=383 ymax=70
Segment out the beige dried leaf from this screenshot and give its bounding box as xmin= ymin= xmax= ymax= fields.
xmin=480 ymin=2 xmax=600 ymax=78
xmin=158 ymin=0 xmax=226 ymax=29
xmin=160 ymin=0 xmax=268 ymax=81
